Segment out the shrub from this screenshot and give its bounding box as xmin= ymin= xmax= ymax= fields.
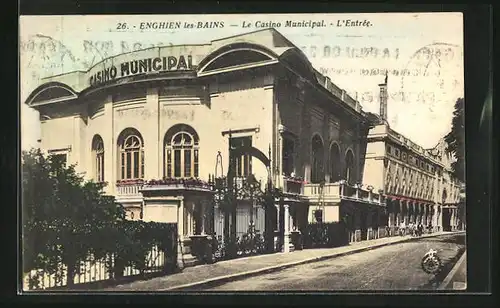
xmin=301 ymin=222 xmax=349 ymax=249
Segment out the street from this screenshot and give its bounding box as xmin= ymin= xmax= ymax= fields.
xmin=186 ymin=233 xmax=465 ymax=291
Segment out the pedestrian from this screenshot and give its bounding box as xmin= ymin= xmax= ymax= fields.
xmin=399 ymin=221 xmax=406 ymax=236
xmin=408 ymin=222 xmax=415 ymax=237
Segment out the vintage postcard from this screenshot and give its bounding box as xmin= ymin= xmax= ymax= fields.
xmin=20 ymin=13 xmax=466 ymax=292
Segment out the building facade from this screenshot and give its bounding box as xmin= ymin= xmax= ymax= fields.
xmin=362 ymin=81 xmax=464 ymax=233
xmin=25 ymin=29 xmax=386 ymax=259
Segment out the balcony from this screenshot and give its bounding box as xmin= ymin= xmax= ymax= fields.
xmin=116 ymin=179 xmax=144 ymax=204
xmin=141 ymin=178 xmax=213 ymax=194
xmin=117 ymin=183 xmax=143 ymax=196
xmin=303 ymin=181 xmax=385 ymax=206
xmin=282 ymin=176 xmax=304 ymax=195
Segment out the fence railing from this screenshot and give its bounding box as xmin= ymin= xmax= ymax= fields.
xmin=23 ymin=244 xmax=175 ymax=291
xmin=23 ymin=221 xmax=178 ymax=291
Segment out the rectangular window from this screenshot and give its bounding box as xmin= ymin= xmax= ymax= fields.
xmin=174 ymin=150 xmax=181 ymax=177
xmin=126 ymin=153 xmax=132 ymax=179
xmin=243 ymin=152 xmax=251 ymax=177
xmin=167 ymin=149 xmax=172 ymax=178
xmin=236 ymin=155 xmax=243 ymax=177
xmin=282 ymin=138 xmax=295 ymax=176
xmin=121 ymin=153 xmax=125 ymax=179
xmin=194 ymin=149 xmax=199 ymax=178
xmin=101 ymin=156 xmax=105 ymax=182
xmin=141 ymin=150 xmax=144 ymax=178
xmin=96 ymin=154 xmax=104 ymax=182
xmin=133 ymin=151 xmax=139 ymax=179
xmin=231 ymin=136 xmax=252 ymax=177
xmin=184 ymin=150 xmax=192 ymax=177
xmin=52 ymin=153 xmax=67 ymax=167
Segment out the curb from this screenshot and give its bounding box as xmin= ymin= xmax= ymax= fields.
xmin=438 ymin=251 xmax=467 ymax=290
xmin=163 ymin=231 xmax=465 ymax=291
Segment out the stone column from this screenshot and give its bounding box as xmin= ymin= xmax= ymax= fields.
xmin=177 ymin=197 xmax=185 ymax=269
xmin=455 ymin=208 xmax=459 ymax=230
xmin=433 ymin=205 xmax=439 ymax=231
xmin=409 ymin=202 xmax=415 ymax=224
xmin=284 ymin=204 xmax=290 ymax=253
xmin=437 ymin=206 xmax=442 ymax=231
xmin=275 ymin=204 xmax=280 ymax=230
xmin=404 ymin=201 xmax=409 ymax=225
xmin=275 ymin=203 xmax=280 ymax=251
xmin=201 ymin=200 xmax=206 ymax=235
xmin=452 ymin=208 xmax=456 ymax=230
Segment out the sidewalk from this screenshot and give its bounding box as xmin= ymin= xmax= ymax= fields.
xmin=438 ymin=251 xmax=467 ymax=290
xmin=103 ymin=231 xmax=464 ymax=292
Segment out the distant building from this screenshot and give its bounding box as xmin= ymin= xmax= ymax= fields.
xmin=363 ymin=78 xmax=464 ymax=233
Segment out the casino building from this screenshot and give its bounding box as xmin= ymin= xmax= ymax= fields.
xmin=363 ymin=80 xmax=464 ymax=233
xmin=25 ymin=28 xmax=387 ymax=258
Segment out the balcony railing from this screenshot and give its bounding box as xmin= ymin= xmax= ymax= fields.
xmin=116 ymin=183 xmax=143 ymax=196
xmin=282 ymin=176 xmax=304 ymax=195
xmin=303 ymin=182 xmax=385 ymax=205
xmin=141 ymin=178 xmax=212 ymax=192
xmin=303 ymin=183 xmax=341 ymax=197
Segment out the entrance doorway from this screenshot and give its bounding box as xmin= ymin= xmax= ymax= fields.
xmin=442 ymin=208 xmax=452 ymax=231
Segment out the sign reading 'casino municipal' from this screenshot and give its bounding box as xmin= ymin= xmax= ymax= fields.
xmin=89 ymin=55 xmax=193 ymax=87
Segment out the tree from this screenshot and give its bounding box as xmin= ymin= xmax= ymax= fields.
xmin=444 ymin=97 xmax=465 ymax=182
xmin=22 ymin=148 xmax=126 ymax=287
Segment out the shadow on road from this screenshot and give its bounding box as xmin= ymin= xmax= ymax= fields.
xmin=421 ymin=234 xmax=466 ymax=246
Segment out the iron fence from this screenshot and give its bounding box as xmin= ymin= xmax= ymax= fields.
xmin=23 ymin=244 xmax=174 ymax=291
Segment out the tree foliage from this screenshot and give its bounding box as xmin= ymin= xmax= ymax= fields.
xmin=444 ymin=97 xmax=465 ymax=182
xmin=22 ymin=149 xmax=179 ymax=290
xmin=22 ymin=148 xmax=126 ymax=286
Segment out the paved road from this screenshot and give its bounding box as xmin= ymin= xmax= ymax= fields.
xmin=191 ymin=233 xmax=465 ymax=291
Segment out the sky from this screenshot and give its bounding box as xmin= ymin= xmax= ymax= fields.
xmin=19 ymin=13 xmax=464 ymax=150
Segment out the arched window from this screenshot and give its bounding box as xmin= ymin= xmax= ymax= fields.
xmin=92 ymin=135 xmax=105 ymax=182
xmin=311 ymin=135 xmax=324 ymax=184
xmin=329 ymin=143 xmax=341 ymax=183
xmin=165 ymin=124 xmax=199 ymax=178
xmin=344 ymin=149 xmax=355 ymax=184
xmin=117 ymin=128 xmax=144 ymax=180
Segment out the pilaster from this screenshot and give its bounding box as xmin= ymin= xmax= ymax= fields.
xmin=103 ymin=95 xmax=115 ymax=195
xmin=144 ymin=87 xmax=160 ymax=180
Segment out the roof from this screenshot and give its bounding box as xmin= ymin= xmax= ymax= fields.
xmin=24 ymin=28 xmax=366 ymax=118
